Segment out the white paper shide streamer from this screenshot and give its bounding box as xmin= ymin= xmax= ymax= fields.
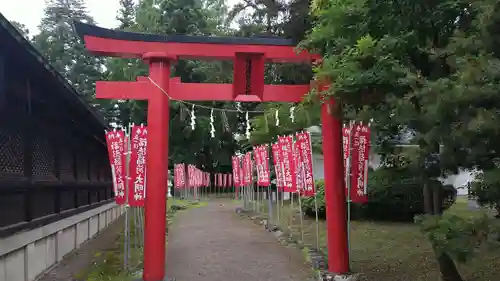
xmin=245 ymin=111 xmax=251 ymax=139
xmin=290 ymin=106 xmax=295 ymax=123
xmin=210 ymin=109 xmax=215 ymax=138
xmin=275 ymin=108 xmax=280 ymax=127
xmin=190 ymin=104 xmax=196 ymax=130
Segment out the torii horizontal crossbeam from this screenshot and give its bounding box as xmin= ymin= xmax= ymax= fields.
xmin=73 ymin=21 xmax=319 ymax=62
xmin=96 ymin=77 xmax=310 ymax=103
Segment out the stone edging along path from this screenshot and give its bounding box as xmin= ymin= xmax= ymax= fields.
xmin=234 ymin=207 xmax=366 ymax=281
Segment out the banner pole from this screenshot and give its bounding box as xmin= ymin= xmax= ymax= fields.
xmin=298 ymin=193 xmax=305 ymax=241
xmin=124 ymin=126 xmax=132 ymax=271
xmin=345 ymin=121 xmax=355 ymax=269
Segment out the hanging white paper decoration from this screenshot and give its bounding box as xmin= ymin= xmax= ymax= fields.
xmin=210 ymin=109 xmax=215 ymax=138
xmin=190 ymin=104 xmax=196 ymax=130
xmin=290 ymin=106 xmax=295 ymax=123
xmin=275 ymin=108 xmax=280 ymax=127
xmin=236 ymin=102 xmax=242 ymax=112
xmin=245 ymin=111 xmax=251 ymax=139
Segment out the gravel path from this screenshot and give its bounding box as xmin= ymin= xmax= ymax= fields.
xmin=166 ymin=200 xmax=311 ymax=281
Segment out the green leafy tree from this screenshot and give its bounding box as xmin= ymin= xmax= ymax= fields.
xmin=34 ymin=0 xmax=104 ymax=101
xmin=470 ymin=170 xmax=500 ymax=217
xmin=117 ymin=0 xmax=136 ymax=29
xmin=299 ymin=0 xmax=500 ymax=280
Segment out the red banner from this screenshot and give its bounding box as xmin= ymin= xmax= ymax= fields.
xmin=242 ymin=152 xmax=252 ymax=185
xmin=278 ymin=135 xmax=296 ymax=192
xmin=254 ymin=145 xmax=270 ymax=186
xmin=188 ymin=165 xmax=194 ymax=186
xmin=296 ymin=131 xmax=315 ymax=197
xmin=204 ymin=172 xmax=209 ymax=187
xmin=194 ymin=168 xmax=199 ymax=187
xmin=128 ymin=125 xmax=148 ymax=207
xmin=349 ymin=124 xmax=370 ymax=203
xmin=343 ymin=126 xmax=351 ymax=186
xmin=253 ymin=145 xmax=263 ymax=185
xmin=259 ymin=145 xmax=270 ymax=186
xmin=174 ymin=164 xmax=184 ymax=189
xmin=232 ymin=156 xmax=241 ymax=187
xmin=105 ymin=130 xmax=126 ymax=205
xmin=271 ymin=143 xmax=284 ymax=190
xmin=293 ymin=140 xmax=304 ymax=194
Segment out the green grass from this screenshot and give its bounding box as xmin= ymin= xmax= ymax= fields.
xmin=254 ymin=196 xmax=500 ymax=281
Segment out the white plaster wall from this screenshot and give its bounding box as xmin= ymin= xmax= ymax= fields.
xmin=0 ymin=203 xmax=125 ymax=281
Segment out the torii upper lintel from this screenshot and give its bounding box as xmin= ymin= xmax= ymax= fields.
xmin=73 ymin=21 xmax=319 ymax=62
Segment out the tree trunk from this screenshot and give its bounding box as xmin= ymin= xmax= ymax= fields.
xmin=435 ymin=252 xmax=464 ymax=281
xmin=424 ymin=179 xmax=464 ymax=281
xmin=433 ymin=185 xmax=443 ymax=215
xmin=423 ymin=182 xmax=434 ymax=214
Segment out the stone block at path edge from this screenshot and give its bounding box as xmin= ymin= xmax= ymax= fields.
xmin=318 ymin=271 xmax=366 ymax=281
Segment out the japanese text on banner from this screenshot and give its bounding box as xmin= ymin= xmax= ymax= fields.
xmin=105 ymin=130 xmax=126 ymax=205
xmin=128 ymin=125 xmax=148 ymax=207
xmin=297 ymin=131 xmax=315 ymax=196
xmin=349 ymin=123 xmax=370 ymax=203
xmin=278 ymin=135 xmax=296 ymax=192
xmin=271 ymin=143 xmax=284 ymax=190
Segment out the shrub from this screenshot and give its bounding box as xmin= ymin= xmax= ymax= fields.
xmin=470 ymin=169 xmax=500 ymax=217
xmin=301 ymin=167 xmax=457 ymax=222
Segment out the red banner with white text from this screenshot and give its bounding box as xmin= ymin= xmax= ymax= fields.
xmin=293 ymin=140 xmax=304 ymax=193
xmin=254 ymin=145 xmax=270 ymax=186
xmin=232 ymin=156 xmax=241 ymax=187
xmin=242 ymin=152 xmax=252 ymax=186
xmin=278 ymin=135 xmax=296 ymax=192
xmin=253 ymin=145 xmax=263 ymax=185
xmin=105 ymin=130 xmax=127 ymax=205
xmin=259 ymin=145 xmax=270 ymax=186
xmin=296 ymin=131 xmax=315 ymax=196
xmin=128 ymin=125 xmax=148 ymax=207
xmin=349 ymin=123 xmax=370 ymax=203
xmin=174 ymin=164 xmax=185 ymax=189
xmin=271 ymin=143 xmax=284 ymax=190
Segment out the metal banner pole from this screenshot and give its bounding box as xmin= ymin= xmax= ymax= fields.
xmin=345 ymin=121 xmax=355 ymax=268
xmin=298 ymin=194 xmax=305 ymax=241
xmin=123 ymin=126 xmax=132 ymax=271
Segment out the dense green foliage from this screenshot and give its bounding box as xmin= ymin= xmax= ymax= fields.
xmin=302 ymin=168 xmax=457 ymax=222
xmin=470 ymin=170 xmax=500 ymax=217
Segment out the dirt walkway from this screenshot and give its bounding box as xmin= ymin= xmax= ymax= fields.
xmin=166 ymin=200 xmax=312 ymax=281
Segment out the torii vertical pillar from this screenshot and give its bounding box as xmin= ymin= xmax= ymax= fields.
xmin=321 ymin=94 xmax=350 ymax=274
xmin=143 ymin=52 xmax=173 ymax=281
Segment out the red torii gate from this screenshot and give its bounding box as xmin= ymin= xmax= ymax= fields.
xmin=74 ymin=22 xmax=349 ymax=281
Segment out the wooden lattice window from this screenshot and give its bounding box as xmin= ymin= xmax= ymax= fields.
xmin=32 ymin=133 xmax=56 ymax=181
xmin=0 ymin=127 xmax=24 ymax=178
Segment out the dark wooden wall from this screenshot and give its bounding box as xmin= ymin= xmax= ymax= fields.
xmin=0 ymin=48 xmax=113 ymax=238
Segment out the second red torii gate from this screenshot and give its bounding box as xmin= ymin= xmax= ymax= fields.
xmin=74 ymin=21 xmax=349 ymax=281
